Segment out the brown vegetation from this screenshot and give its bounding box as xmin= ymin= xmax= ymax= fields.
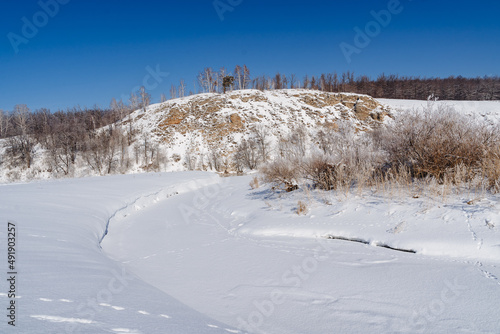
xmin=261 ymin=106 xmax=500 ymax=196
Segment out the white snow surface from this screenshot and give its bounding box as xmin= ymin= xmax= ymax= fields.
xmin=2 ymin=171 xmax=499 ymax=333
xmin=378 ymin=98 xmax=500 ymax=124
xmin=101 ymin=175 xmax=500 ymax=334
xmin=0 ymin=172 xmax=240 ymax=333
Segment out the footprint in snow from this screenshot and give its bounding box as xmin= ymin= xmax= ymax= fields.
xmin=99 ymin=303 xmax=125 ymax=311
xmin=485 ymin=219 xmax=495 ymax=230
xmin=30 ymin=315 xmax=94 ymax=324
xmin=386 ymin=221 xmax=406 ymax=234
xmin=112 ymin=329 xmax=143 ymax=334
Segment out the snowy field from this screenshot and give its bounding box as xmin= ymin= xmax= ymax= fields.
xmin=1 ymin=171 xmax=500 ymax=333
xmin=378 ymin=98 xmax=500 ymax=124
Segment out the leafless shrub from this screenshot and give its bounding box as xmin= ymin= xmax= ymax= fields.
xmin=374 ymin=106 xmax=496 ymax=181
xmin=260 ymin=158 xmax=300 ymax=191
xmin=83 ymin=126 xmax=124 ymax=175
xmin=185 ymin=150 xmax=197 ymax=171
xmin=251 ymin=125 xmax=271 ymax=163
xmin=302 ymin=154 xmax=344 ymax=190
xmin=0 ymin=109 xmax=10 ymax=138
xmin=261 ymin=105 xmax=500 ymax=198
xmin=278 ymin=125 xmax=308 ymax=160
xmin=5 ymin=135 xmax=36 ymax=169
xmin=234 ymin=138 xmax=259 ymax=170
xmin=207 ymin=145 xmax=223 ymax=172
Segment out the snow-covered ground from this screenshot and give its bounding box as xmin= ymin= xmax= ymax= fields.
xmin=378 ymin=98 xmax=500 ymax=124
xmin=2 ymin=171 xmax=499 ymax=333
xmin=0 ymin=173 xmax=240 ymax=333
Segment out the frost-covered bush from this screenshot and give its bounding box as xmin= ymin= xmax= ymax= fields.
xmin=374 ymin=105 xmax=500 ymax=182
xmin=260 ymin=106 xmax=500 ymax=196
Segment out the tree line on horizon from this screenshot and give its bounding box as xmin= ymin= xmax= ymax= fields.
xmin=1 ymin=67 xmax=499 ymax=142
xmin=189 ymin=66 xmax=500 ymax=101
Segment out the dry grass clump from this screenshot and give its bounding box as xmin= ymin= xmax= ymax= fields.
xmin=483 ymin=145 xmax=500 ymax=193
xmin=297 ymin=200 xmax=307 ymax=215
xmin=249 ymin=176 xmax=260 ymax=189
xmin=260 ymin=158 xmax=300 ymax=192
xmin=303 ymin=155 xmax=345 ymax=190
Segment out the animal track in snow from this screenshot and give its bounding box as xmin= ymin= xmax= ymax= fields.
xmin=112 ymin=329 xmax=143 ymax=334
xmin=30 ymin=315 xmax=94 ymax=324
xmin=485 ymin=219 xmax=495 ymax=230
xmin=99 ymin=303 xmax=125 ymax=310
xmin=386 ymin=221 xmax=406 ymax=234
xmin=475 ymin=262 xmax=500 ymax=286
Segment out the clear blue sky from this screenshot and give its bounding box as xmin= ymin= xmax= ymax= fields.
xmin=1 ymin=0 xmax=499 ymax=111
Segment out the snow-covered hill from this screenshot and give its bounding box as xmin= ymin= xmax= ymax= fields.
xmin=126 ymin=89 xmax=391 ymax=167
xmin=0 ymin=89 xmax=391 ymax=183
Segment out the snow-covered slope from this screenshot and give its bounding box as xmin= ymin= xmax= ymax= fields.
xmin=126 ymin=89 xmax=391 ymax=165
xmin=1 ymin=170 xmax=499 ymax=333
xmin=65 ymin=173 xmax=500 ymax=333
xmin=0 ymin=173 xmax=240 ymax=333
xmin=0 ymin=90 xmax=391 ymax=183
xmin=378 ymin=98 xmax=500 ymax=124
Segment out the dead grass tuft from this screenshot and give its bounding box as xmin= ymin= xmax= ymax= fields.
xmin=297 ymin=200 xmax=307 ymax=215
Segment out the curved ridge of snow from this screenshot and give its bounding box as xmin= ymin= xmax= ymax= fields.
xmin=0 ymin=172 xmax=240 ymax=334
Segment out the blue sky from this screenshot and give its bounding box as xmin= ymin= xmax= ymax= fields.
xmin=1 ymin=0 xmax=499 ymax=111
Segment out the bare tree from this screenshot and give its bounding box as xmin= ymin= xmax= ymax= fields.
xmin=290 ymin=74 xmax=297 ymax=89
xmin=234 ymin=138 xmax=259 ymax=170
xmin=198 ymin=67 xmax=217 ymax=93
xmin=170 ymin=85 xmax=177 ymax=99
xmin=207 ymin=145 xmax=223 ymax=171
xmin=160 ymin=93 xmax=167 ymax=103
xmin=129 ymin=92 xmax=139 ymax=111
xmin=138 ymin=86 xmax=151 ymax=113
xmin=274 ymin=73 xmax=282 ymax=90
xmin=0 ymin=109 xmax=10 ymax=138
xmin=243 ymin=65 xmax=251 ymax=89
xmin=83 ymin=126 xmax=123 ymax=175
xmin=234 ymin=65 xmax=243 ymax=90
xmin=179 ymin=80 xmax=186 ymax=98
xmin=110 ymin=98 xmax=129 ymax=121
xmin=13 ymin=104 xmax=30 ymax=135
xmin=6 ymin=104 xmax=35 ymax=169
xmin=217 ymin=67 xmax=229 ymax=93
xmin=251 ymin=125 xmax=271 ymax=163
